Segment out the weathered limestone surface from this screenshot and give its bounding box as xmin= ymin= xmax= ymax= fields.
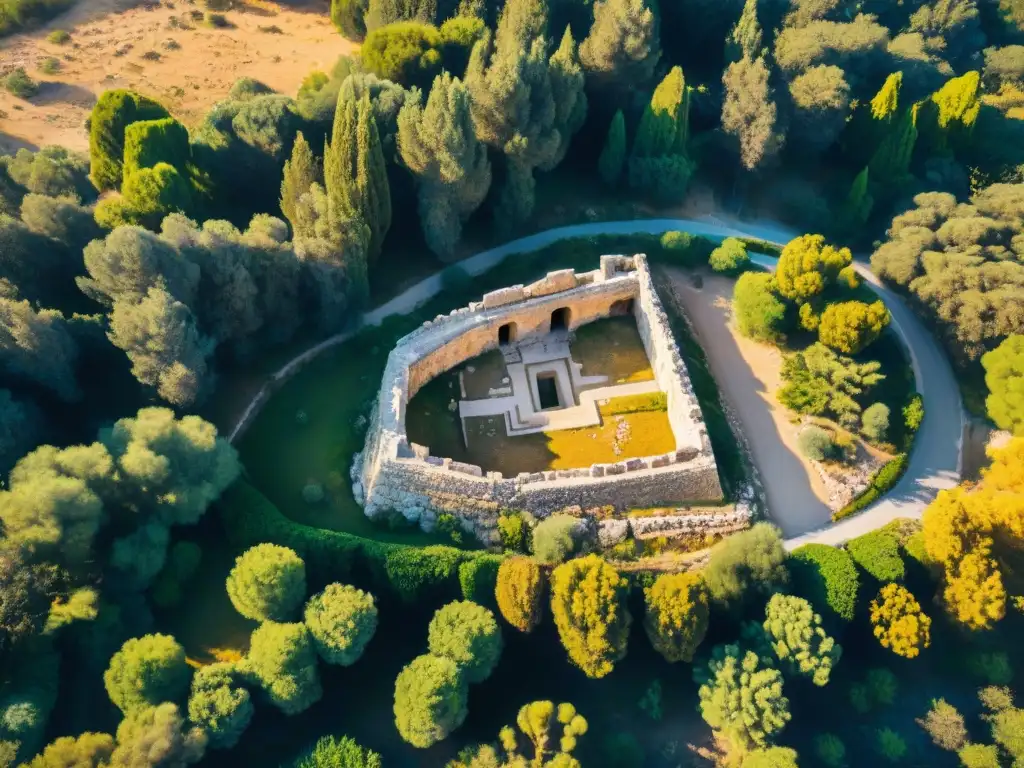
xmin=354 ymin=254 xmax=728 ymax=541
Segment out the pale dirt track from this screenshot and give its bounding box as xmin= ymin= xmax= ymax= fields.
xmin=0 ymin=0 xmax=354 ymax=154
xmin=661 ymin=267 xmax=833 ymax=537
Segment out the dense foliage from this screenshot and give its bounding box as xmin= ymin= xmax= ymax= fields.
xmin=226 ymin=544 xmax=307 ymax=622
xmin=495 ymin=556 xmax=545 ymax=633
xmin=427 ymin=600 xmax=503 ymax=683
xmin=549 ymin=555 xmax=631 ymax=678
xmin=393 ymin=654 xmax=468 ymax=748
xmin=703 ymin=523 xmax=788 ymax=606
xmin=643 ymin=572 xmax=709 ymax=663
xmin=303 ymin=584 xmax=378 ymax=666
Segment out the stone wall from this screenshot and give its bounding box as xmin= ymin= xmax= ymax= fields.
xmin=353 ymin=254 xmax=726 ymax=542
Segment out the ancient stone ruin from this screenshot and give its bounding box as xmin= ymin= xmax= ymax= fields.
xmin=352 ymin=254 xmax=746 ymax=544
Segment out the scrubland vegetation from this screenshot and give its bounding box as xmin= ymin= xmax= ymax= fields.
xmin=0 ymin=0 xmax=1023 ymax=763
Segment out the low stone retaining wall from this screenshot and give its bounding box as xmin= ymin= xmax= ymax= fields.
xmin=353 ymin=254 xmax=724 ymax=541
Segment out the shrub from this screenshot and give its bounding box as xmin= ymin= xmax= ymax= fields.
xmin=982 ymin=335 xmax=1024 ymax=436
xmin=870 ymin=584 xmax=931 ymax=658
xmin=903 ymin=394 xmax=924 ymax=434
xmin=867 ymin=668 xmax=898 ymax=706
xmin=104 ymin=634 xmax=190 ymax=713
xmin=604 ymin=732 xmax=644 ymax=768
xmin=959 ymin=743 xmax=1002 ymax=768
xmin=550 ymin=555 xmax=631 ymax=678
xmin=497 ymin=511 xmax=531 ymax=553
xmin=393 ymin=654 xmax=467 ymax=748
xmin=861 ymin=402 xmax=891 ymax=442
xmin=818 ymin=300 xmax=890 ymax=355
xmin=292 ymin=735 xmax=382 ymax=768
xmin=531 ymin=514 xmax=578 ymax=564
xmin=246 ymin=621 xmax=322 ymax=715
xmin=733 ymin=271 xmax=788 ymax=343
xmin=427 ymin=601 xmax=503 ymax=684
xmin=695 ymin=644 xmax=791 ymax=752
xmin=5 ymin=144 xmax=94 ymax=200
xmin=709 ymin=237 xmax=750 ymax=274
xmin=436 ymin=512 xmax=464 ymax=545
xmin=302 ymin=483 xmax=325 ymax=504
xmin=330 ymin=0 xmax=368 ymax=41
xmin=979 ymin=686 xmax=1014 ymax=713
xmin=762 ymin=594 xmax=841 ymax=686
xmin=360 ymin=22 xmax=442 ymax=89
xmin=847 ymin=528 xmax=904 ymax=582
xmin=4 ymin=68 xmax=37 ymax=98
xmin=205 ymin=12 xmax=230 ymax=27
xmin=47 ymin=29 xmax=70 ymax=44
xmin=226 ymin=543 xmax=307 ymax=622
xmin=228 ymin=78 xmax=273 ymax=101
xmin=969 ymin=652 xmax=1013 ymax=686
xmin=643 ymin=572 xmax=709 ymax=663
xmin=798 ymin=426 xmax=833 ymax=460
xmin=703 ymin=523 xmax=788 ymax=606
xmin=833 ymin=454 xmax=909 ymax=520
xmin=458 ymin=554 xmax=502 ymax=607
xmin=187 ymin=663 xmax=253 ymax=750
xmin=495 ymin=556 xmax=545 ymax=633
xmin=122 ymin=117 xmax=191 ymax=177
xmin=787 ymin=544 xmax=860 ymax=622
xmin=916 ymin=698 xmax=967 ymax=751
xmin=875 ymin=728 xmax=907 ymax=762
xmin=303 ymin=583 xmax=378 ymax=666
xmin=38 ymin=56 xmax=59 ymax=74
xmin=88 ymin=89 xmax=170 ymax=190
xmin=814 ymin=733 xmax=846 ymax=767
xmin=657 ymin=231 xmax=715 ymax=268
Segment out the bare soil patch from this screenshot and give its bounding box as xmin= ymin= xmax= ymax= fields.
xmin=0 ymin=0 xmax=354 ymax=154
xmin=662 ymin=266 xmax=833 ymax=537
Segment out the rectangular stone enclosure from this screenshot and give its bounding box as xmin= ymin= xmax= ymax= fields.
xmin=351 ymin=254 xmax=725 ymax=542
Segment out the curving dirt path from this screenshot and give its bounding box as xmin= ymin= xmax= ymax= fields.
xmin=227 ymin=215 xmax=963 ymax=547
xmin=662 ymin=267 xmax=833 ymax=537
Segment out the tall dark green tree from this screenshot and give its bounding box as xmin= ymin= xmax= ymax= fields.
xmin=543 ymin=27 xmax=588 ymax=171
xmin=629 ymin=66 xmax=695 ymax=199
xmin=869 ymin=106 xmax=918 ymax=185
xmin=324 ymin=95 xmax=391 ymax=263
xmin=598 ymin=109 xmax=626 ymax=187
xmin=579 ymin=0 xmax=660 ymax=95
xmin=397 ymin=72 xmax=491 ymax=257
xmin=466 ymin=0 xmax=583 ymax=230
xmin=280 ymin=132 xmax=319 ymax=238
xmin=722 ymin=55 xmax=783 ymax=172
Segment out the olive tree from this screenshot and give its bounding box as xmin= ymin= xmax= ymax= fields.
xmin=303 ymin=583 xmax=378 ymax=666
xmin=104 ymin=634 xmax=191 ymax=714
xmin=427 ymin=601 xmax=503 ymax=683
xmin=393 ymin=654 xmax=468 ymax=748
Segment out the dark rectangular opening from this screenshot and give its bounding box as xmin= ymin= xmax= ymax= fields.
xmin=536 ymin=374 xmax=561 ymax=410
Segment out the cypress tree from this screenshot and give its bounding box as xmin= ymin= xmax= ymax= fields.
xmin=870 ymin=72 xmax=902 ymax=122
xmin=280 ymin=132 xmax=319 ymax=237
xmin=323 ymin=94 xmax=391 ymax=263
xmin=869 ymin=105 xmax=917 ymax=185
xmin=598 ymin=109 xmax=626 ymax=187
xmin=726 ymin=0 xmax=762 ymax=63
xmin=324 ymin=96 xmax=360 ymax=229
xmin=579 ymin=0 xmax=660 ymax=95
xmin=398 ymin=72 xmax=491 ymax=257
xmin=632 ymin=66 xmax=689 ymax=159
xmin=921 ymin=70 xmax=982 ymax=156
xmin=542 ymin=26 xmax=587 ymax=171
xmin=356 ymin=94 xmax=391 ymax=262
xmin=840 ymin=166 xmax=873 ymax=230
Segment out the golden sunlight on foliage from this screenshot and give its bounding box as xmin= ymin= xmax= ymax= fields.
xmin=870 ymin=583 xmax=931 ymax=659
xmin=922 ymin=438 xmax=1024 ymax=629
xmin=495 ymin=557 xmax=546 ymax=633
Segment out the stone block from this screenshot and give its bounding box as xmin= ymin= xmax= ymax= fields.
xmin=676 ymin=447 xmax=699 ymax=462
xmin=425 ymin=456 xmax=444 ymax=466
xmin=589 ymin=464 xmax=605 ymax=477
xmin=486 ymin=471 xmax=503 ymax=481
xmin=450 ymin=461 xmax=483 ymax=477
xmin=526 ymin=269 xmax=577 ymax=298
xmin=650 ymin=454 xmax=671 ymax=468
xmin=625 ymin=458 xmax=645 ymax=472
xmin=482 ymin=285 xmax=526 ymax=309
xmin=598 ymin=519 xmax=629 ymax=547
xmin=605 ymin=463 xmax=626 ymax=476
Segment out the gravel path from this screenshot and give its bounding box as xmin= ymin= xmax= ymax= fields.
xmin=228 ymin=215 xmax=963 ymax=548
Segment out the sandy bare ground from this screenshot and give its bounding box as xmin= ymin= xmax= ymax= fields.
xmin=0 ymin=0 xmax=355 ymax=154
xmin=661 ymin=266 xmax=834 ymax=537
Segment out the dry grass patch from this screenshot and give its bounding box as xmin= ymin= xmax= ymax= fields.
xmin=571 ymin=315 xmax=654 ymax=384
